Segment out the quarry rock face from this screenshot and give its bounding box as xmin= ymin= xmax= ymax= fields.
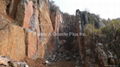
xmin=0 ymin=0 xmax=120 ymax=67
xmin=0 ymin=56 xmax=32 ymax=67
xmin=45 ymin=9 xmax=63 ymax=58
xmin=23 ymin=1 xmax=34 ymax=29
xmin=26 ymin=31 xmax=38 ymax=58
xmin=0 ymin=23 xmax=26 ymax=61
xmin=50 ymin=9 xmax=62 ymax=32
xmin=0 ymin=0 xmax=53 ymax=61
xmin=38 ymin=0 xmax=53 ymax=42
xmin=15 ymin=0 xmax=34 ymax=27
xmin=38 ymin=0 xmax=53 ymax=59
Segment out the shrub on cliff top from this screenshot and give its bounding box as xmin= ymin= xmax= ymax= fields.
xmin=49 ymin=0 xmax=59 ymax=12
xmin=84 ymin=24 xmax=101 ymax=36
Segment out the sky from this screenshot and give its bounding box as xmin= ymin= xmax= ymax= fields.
xmin=52 ymin=0 xmax=120 ymax=19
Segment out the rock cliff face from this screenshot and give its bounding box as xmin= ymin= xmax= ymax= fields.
xmin=38 ymin=0 xmax=53 ymax=59
xmin=0 ymin=0 xmax=120 ymax=67
xmin=0 ymin=23 xmax=26 ymax=61
xmin=74 ymin=9 xmax=120 ymax=66
xmin=45 ymin=9 xmax=120 ymax=67
xmin=0 ymin=0 xmax=54 ymax=61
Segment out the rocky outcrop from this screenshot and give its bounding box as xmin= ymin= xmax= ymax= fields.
xmin=45 ymin=8 xmax=64 ymax=61
xmin=0 ymin=0 xmax=54 ymax=61
xmin=16 ymin=0 xmax=53 ymax=59
xmin=37 ymin=0 xmax=53 ymax=59
xmin=75 ymin=9 xmax=120 ymax=66
xmin=45 ymin=9 xmax=120 ymax=67
xmin=0 ymin=0 xmax=120 ymax=67
xmin=45 ymin=13 xmax=80 ymax=62
xmin=76 ymin=9 xmax=105 ymax=29
xmin=0 ymin=3 xmax=26 ymax=60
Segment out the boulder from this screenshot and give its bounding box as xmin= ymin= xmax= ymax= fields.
xmin=0 ymin=56 xmax=10 ymax=66
xmin=0 ymin=56 xmax=30 ymax=67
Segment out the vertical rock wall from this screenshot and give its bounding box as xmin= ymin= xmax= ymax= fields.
xmin=0 ymin=0 xmax=54 ymax=61
xmin=0 ymin=24 xmax=26 ymax=61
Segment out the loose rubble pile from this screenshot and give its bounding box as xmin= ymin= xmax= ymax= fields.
xmin=0 ymin=56 xmax=29 ymax=67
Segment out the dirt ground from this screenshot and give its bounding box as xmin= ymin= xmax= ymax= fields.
xmin=24 ymin=57 xmax=46 ymax=67
xmin=24 ymin=57 xmax=76 ymax=67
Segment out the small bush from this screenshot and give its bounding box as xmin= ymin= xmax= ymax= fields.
xmin=84 ymin=24 xmax=101 ymax=35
